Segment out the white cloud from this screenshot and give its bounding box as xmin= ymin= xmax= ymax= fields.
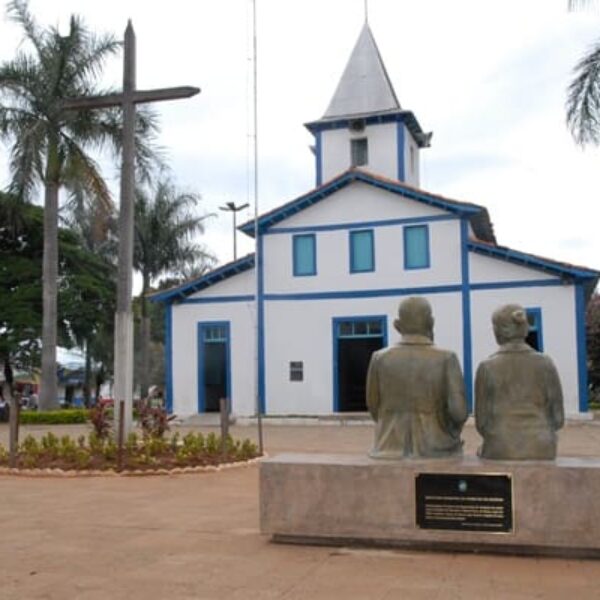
xmin=1 ymin=0 xmax=600 ymax=275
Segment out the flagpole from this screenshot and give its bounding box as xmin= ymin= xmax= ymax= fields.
xmin=252 ymin=0 xmax=264 ymax=454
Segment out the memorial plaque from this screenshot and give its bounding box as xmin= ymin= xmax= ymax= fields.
xmin=416 ymin=473 xmax=512 ymax=533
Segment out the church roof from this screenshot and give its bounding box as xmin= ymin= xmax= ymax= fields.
xmin=468 ymin=240 xmax=599 ymax=296
xmin=238 ymin=168 xmax=496 ymax=242
xmin=322 ymin=23 xmax=400 ymax=120
xmin=148 ymin=254 xmax=255 ymax=303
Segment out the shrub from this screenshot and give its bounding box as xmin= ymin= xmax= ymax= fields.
xmin=89 ymin=403 xmax=112 ymax=440
xmin=20 ymin=409 xmax=88 ymax=425
xmin=138 ymin=400 xmax=175 ymax=439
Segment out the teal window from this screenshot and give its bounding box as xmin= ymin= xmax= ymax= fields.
xmin=525 ymin=308 xmax=543 ymax=351
xmin=350 ymin=229 xmax=374 ymax=273
xmin=293 ymin=234 xmax=316 ymax=276
xmin=404 ymin=225 xmax=430 ymax=269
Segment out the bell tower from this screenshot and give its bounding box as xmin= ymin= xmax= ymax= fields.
xmin=305 ymin=23 xmax=431 ymax=187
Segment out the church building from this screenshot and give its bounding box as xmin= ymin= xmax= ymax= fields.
xmin=152 ymin=24 xmax=599 ymax=419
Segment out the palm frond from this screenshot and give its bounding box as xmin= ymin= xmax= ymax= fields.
xmin=567 ymin=41 xmax=600 ymax=146
xmin=5 ymin=0 xmax=45 ymax=59
xmin=60 ymin=135 xmax=114 ymax=215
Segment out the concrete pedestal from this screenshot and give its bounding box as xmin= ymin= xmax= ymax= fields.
xmin=260 ymin=453 xmax=600 ymax=558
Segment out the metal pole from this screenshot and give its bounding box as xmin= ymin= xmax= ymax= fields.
xmin=252 ymin=0 xmax=264 ymax=454
xmin=233 ymin=211 xmax=237 ymax=260
xmin=219 ymin=202 xmax=249 ymax=262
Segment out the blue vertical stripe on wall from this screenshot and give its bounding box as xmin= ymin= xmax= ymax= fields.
xmin=315 ymin=131 xmax=323 ymax=187
xmin=396 ymin=122 xmax=405 ymax=182
xmin=258 ymin=235 xmax=266 ymax=414
xmin=460 ymin=219 xmax=473 ymax=411
xmin=165 ymin=304 xmax=173 ymax=413
xmin=575 ymin=283 xmax=589 ymax=412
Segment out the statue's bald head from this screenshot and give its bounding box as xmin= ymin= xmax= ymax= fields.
xmin=394 ymin=296 xmax=434 ymax=339
xmin=492 ymin=304 xmax=529 ymax=345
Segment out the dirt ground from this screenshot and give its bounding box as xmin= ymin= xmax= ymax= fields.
xmin=1 ymin=419 xmax=600 ymax=599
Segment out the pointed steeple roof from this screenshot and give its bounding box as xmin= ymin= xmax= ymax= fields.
xmin=323 ymin=23 xmax=400 ymax=119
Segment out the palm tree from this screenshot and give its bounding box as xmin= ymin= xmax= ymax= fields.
xmin=0 ymin=1 xmax=158 ymax=410
xmin=134 ymin=178 xmax=215 ymax=399
xmin=566 ymin=0 xmax=600 ymax=144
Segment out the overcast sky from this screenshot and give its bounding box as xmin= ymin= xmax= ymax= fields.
xmin=2 ymin=0 xmax=600 ymax=275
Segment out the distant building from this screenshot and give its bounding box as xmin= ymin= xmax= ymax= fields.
xmin=152 ymin=24 xmax=599 ymax=418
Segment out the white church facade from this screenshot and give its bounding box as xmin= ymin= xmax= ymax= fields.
xmin=152 ymin=24 xmax=598 ymax=419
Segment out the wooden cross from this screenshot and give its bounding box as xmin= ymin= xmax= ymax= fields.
xmin=62 ymin=21 xmax=200 ymax=433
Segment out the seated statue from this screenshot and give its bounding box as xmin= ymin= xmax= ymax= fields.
xmin=366 ymin=297 xmax=468 ymax=458
xmin=475 ymin=304 xmax=564 ymax=460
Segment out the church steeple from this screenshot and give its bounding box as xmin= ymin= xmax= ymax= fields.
xmin=323 ymin=23 xmax=400 ymax=120
xmin=305 ymin=23 xmax=431 ymax=188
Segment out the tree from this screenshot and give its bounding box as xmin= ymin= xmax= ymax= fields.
xmin=61 ymin=201 xmax=117 ymax=406
xmin=0 ymin=1 xmax=158 ymax=410
xmin=134 ymin=178 xmax=215 ymax=398
xmin=586 ymin=294 xmax=600 ymax=403
xmin=0 ymin=193 xmax=116 ymax=399
xmin=566 ymin=1 xmax=600 ymax=144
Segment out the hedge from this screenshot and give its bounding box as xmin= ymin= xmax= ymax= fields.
xmin=19 ymin=409 xmax=89 ymax=425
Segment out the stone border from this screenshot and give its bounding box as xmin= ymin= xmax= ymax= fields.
xmin=0 ymin=454 xmax=266 ymax=478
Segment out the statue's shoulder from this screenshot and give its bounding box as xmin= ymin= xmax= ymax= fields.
xmin=435 ymin=347 xmax=460 ymax=362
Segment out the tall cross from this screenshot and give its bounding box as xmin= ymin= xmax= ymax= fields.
xmin=62 ymin=21 xmax=200 ymax=433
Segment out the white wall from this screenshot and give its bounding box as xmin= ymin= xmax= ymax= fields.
xmin=470 ymin=285 xmax=580 ymax=415
xmin=403 ymin=129 xmax=420 ymax=187
xmin=263 ymin=292 xmax=464 ymax=415
xmin=187 ymin=268 xmax=256 ymax=299
xmin=265 ymin=182 xmax=461 ymax=294
xmin=470 ymin=252 xmax=557 ymax=284
xmin=321 ymin=122 xmax=399 ymax=182
xmin=271 ymin=181 xmax=445 ymax=230
xmin=171 ymin=300 xmax=256 ymax=417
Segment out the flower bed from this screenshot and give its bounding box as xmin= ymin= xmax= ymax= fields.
xmin=0 ymin=431 xmax=261 ymax=474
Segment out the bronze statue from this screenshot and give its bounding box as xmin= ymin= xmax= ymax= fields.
xmin=475 ymin=304 xmax=564 ymax=460
xmin=366 ymin=297 xmax=468 ymax=458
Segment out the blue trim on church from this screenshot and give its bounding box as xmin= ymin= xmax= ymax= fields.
xmin=165 ymin=304 xmax=173 ymax=414
xmin=239 ymin=169 xmax=482 ymax=237
xmin=396 ymin=122 xmax=405 ymax=182
xmin=149 ymin=254 xmax=255 ymax=304
xmin=315 ymin=131 xmax=323 ymax=187
xmin=305 ymin=110 xmax=430 ymax=149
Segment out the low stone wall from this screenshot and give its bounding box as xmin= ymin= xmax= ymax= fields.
xmin=260 ymin=453 xmax=600 ymax=558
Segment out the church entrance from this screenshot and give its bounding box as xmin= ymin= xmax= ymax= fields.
xmin=333 ymin=317 xmax=387 ymax=412
xmin=198 ymin=322 xmax=230 ymax=413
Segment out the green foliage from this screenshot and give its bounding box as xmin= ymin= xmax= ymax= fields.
xmin=0 ymin=194 xmax=116 ymax=371
xmin=587 ymin=294 xmax=600 ymax=396
xmin=205 ymin=432 xmax=219 ymax=455
xmin=125 ymin=432 xmax=139 ymax=453
xmin=0 ymin=428 xmax=260 ymax=470
xmin=19 ymin=409 xmax=88 ymax=424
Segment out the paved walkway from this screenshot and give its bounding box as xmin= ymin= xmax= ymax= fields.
xmin=1 ymin=420 xmax=600 ymax=599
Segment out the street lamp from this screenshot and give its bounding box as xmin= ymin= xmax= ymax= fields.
xmin=219 ymin=201 xmax=249 ymax=261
